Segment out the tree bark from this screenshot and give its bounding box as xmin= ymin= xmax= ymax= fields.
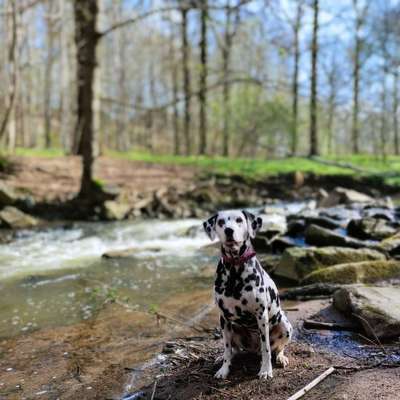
xmin=198 ymin=0 xmax=208 ymax=155
xmin=181 ymin=5 xmax=191 ymax=156
xmin=73 ymin=0 xmax=99 ymax=198
xmin=309 ymin=0 xmax=319 ymax=156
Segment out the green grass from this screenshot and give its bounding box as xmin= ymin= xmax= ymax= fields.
xmin=12 ymin=147 xmax=400 ymax=184
xmin=110 ymin=150 xmax=400 ymax=180
xmin=14 ymin=147 xmax=65 ymax=157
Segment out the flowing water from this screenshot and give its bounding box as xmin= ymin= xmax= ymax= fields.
xmin=0 ymin=219 xmax=214 ymax=338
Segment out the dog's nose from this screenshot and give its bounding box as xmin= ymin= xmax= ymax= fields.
xmin=224 ymin=227 xmax=234 ymax=238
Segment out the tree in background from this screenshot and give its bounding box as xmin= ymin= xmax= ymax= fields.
xmin=309 ymin=0 xmax=319 ymax=156
xmin=73 ymin=0 xmax=98 ymax=198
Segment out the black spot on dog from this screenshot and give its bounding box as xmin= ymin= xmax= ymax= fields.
xmin=259 ymin=287 xmax=264 ymax=293
xmin=218 ymin=299 xmax=233 ymax=319
xmin=268 ymin=287 xmax=277 ymax=304
xmin=245 ymin=285 xmax=252 ymax=291
xmin=235 ymin=306 xmax=242 ymax=316
xmin=220 ymin=315 xmax=225 ymax=330
xmin=261 ymin=334 xmax=266 ymax=342
xmin=241 ymin=298 xmax=248 ymax=305
xmin=256 ymin=297 xmax=259 ymax=302
xmin=279 ymin=333 xmax=283 ymax=339
xmin=255 ymin=261 xmax=265 ymax=286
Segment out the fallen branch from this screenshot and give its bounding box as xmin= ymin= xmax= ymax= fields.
xmin=280 ymin=283 xmax=342 ymax=300
xmin=287 ymin=367 xmax=335 ymax=400
xmin=303 ymin=319 xmax=359 ymax=332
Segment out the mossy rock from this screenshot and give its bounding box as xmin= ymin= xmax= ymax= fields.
xmin=274 ymin=246 xmax=386 ymax=282
xmin=380 ymin=232 xmax=400 ymax=256
xmin=304 ymin=260 xmax=400 ymax=284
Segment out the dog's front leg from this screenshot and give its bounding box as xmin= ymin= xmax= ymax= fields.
xmin=215 ymin=316 xmax=233 ymax=379
xmin=257 ymin=313 xmax=273 ymax=379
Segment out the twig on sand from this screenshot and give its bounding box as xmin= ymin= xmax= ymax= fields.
xmin=286 ymin=367 xmax=335 ymax=400
xmin=209 ymin=386 xmax=240 ymax=399
xmin=303 ymin=319 xmax=358 ymax=332
xmin=150 ymin=380 xmax=157 ymax=400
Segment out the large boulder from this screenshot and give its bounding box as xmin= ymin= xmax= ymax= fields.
xmin=305 ymin=224 xmax=372 ymax=249
xmin=333 ymin=286 xmax=400 ymax=339
xmin=347 ymin=218 xmax=397 ymax=240
xmin=0 ymin=206 xmax=38 ymax=229
xmin=274 ymin=246 xmax=386 ymax=282
xmin=319 ymin=187 xmax=374 ymax=207
xmin=103 ymin=200 xmax=131 ymax=220
xmin=304 ymin=260 xmax=400 ymax=284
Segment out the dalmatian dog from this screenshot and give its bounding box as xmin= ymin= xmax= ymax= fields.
xmin=203 ymin=210 xmax=293 ymax=380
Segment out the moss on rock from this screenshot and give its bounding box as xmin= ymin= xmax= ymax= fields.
xmin=304 ymin=260 xmax=400 ymax=284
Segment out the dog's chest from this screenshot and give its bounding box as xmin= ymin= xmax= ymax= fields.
xmin=214 ymin=259 xmax=280 ymax=325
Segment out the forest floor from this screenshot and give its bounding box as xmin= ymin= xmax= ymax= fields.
xmin=2 ymin=152 xmax=400 ymax=204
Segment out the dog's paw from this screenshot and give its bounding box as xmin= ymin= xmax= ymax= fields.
xmin=258 ymin=369 xmax=273 ymax=380
xmin=276 ymin=353 xmax=289 ymax=368
xmin=214 ymin=365 xmax=230 ymax=379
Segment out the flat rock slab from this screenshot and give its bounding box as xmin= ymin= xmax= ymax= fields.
xmin=333 ymin=285 xmax=400 ymax=339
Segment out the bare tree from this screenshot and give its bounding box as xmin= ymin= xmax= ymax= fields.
xmin=180 ymin=3 xmax=191 ymax=156
xmin=0 ymin=0 xmax=17 ymax=146
xmin=290 ymin=0 xmax=304 ymax=156
xmin=350 ymin=0 xmax=369 ymax=154
xmin=309 ymin=0 xmax=319 ymax=156
xmin=198 ymin=0 xmax=208 ymax=155
xmin=73 ymin=0 xmax=98 ymax=198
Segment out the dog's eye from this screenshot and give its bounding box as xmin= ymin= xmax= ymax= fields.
xmin=236 ymin=217 xmax=243 ymax=223
xmin=217 ymin=219 xmax=225 ymax=227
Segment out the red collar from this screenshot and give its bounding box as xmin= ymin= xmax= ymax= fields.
xmin=222 ymin=248 xmax=256 ymax=266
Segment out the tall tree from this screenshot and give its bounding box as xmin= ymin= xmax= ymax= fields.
xmin=221 ymin=0 xmax=240 ymax=157
xmin=73 ymin=0 xmax=98 ymax=198
xmin=350 ymin=0 xmax=369 ymax=154
xmin=0 ymin=0 xmax=17 ymax=146
xmin=309 ymin=0 xmax=319 ymax=156
xmin=198 ymin=0 xmax=208 ymax=155
xmin=290 ymin=0 xmax=304 ymax=156
xmin=180 ymin=3 xmax=191 ymax=156
xmin=43 ymin=0 xmax=57 ymax=148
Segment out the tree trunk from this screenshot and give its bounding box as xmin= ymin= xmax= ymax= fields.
xmin=309 ymin=0 xmax=319 ymax=156
xmin=393 ymin=69 xmax=399 ymax=155
xmin=181 ymin=5 xmax=191 ymax=156
xmin=73 ymin=0 xmax=99 ymax=198
xmin=222 ymin=2 xmax=233 ymax=157
xmin=351 ymin=11 xmax=361 ymax=154
xmin=198 ymin=0 xmax=208 ymax=155
xmin=0 ymin=0 xmax=17 ymax=146
xmin=169 ymin=28 xmax=180 ymax=155
xmin=44 ymin=0 xmax=56 ymax=149
xmin=60 ymin=0 xmax=74 ymax=152
xmin=291 ymin=1 xmax=302 ymax=156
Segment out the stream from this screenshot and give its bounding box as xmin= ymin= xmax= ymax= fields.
xmin=0 ymin=219 xmax=213 ymax=338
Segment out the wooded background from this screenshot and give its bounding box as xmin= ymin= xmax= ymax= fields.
xmin=1 ymin=0 xmax=399 ymax=163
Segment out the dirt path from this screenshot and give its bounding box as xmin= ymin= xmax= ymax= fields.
xmin=1 ymin=156 xmax=196 ymax=203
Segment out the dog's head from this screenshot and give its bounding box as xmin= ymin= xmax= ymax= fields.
xmin=203 ymin=210 xmax=262 ymax=250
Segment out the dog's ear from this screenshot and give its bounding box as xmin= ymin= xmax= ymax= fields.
xmin=242 ymin=210 xmax=262 ymax=238
xmin=203 ymin=214 xmax=218 ymax=240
